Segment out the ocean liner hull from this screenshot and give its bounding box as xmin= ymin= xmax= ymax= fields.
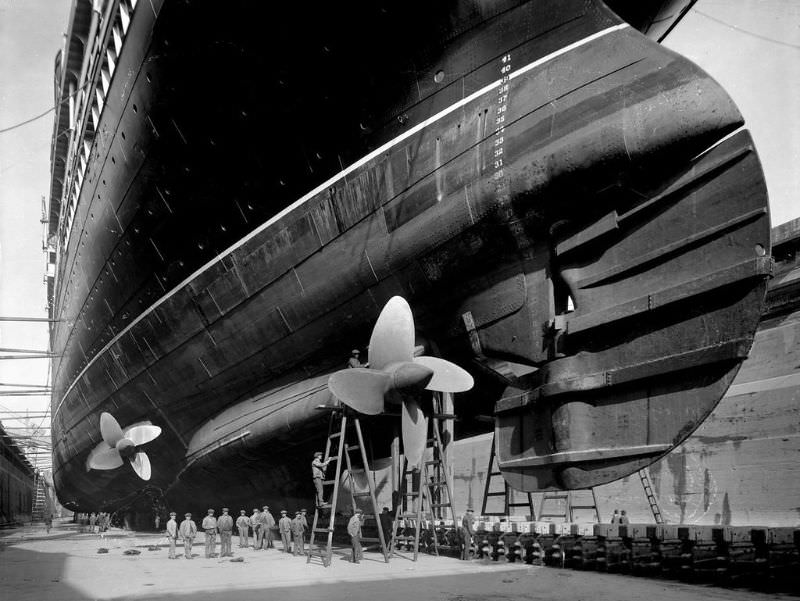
xmin=48 ymin=0 xmax=770 ymax=518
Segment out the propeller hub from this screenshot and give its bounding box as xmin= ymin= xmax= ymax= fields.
xmin=116 ymin=438 xmax=136 ymax=458
xmin=391 ymin=361 xmax=434 ymax=391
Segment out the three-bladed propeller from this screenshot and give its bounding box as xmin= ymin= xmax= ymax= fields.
xmin=328 ymin=296 xmax=473 ymax=466
xmin=86 ymin=412 xmax=161 ymax=480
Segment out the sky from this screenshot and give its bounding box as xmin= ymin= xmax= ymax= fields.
xmin=0 ymin=0 xmax=70 ymax=456
xmin=0 ymin=0 xmax=798 ymax=458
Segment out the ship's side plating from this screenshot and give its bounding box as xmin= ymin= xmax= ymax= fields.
xmin=48 ymin=0 xmax=769 ymax=513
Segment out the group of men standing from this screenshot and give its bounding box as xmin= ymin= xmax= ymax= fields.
xmin=164 ymin=506 xmax=311 ymax=559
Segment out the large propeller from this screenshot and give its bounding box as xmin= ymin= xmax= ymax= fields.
xmin=328 ymin=296 xmax=473 ymax=466
xmin=85 ymin=412 xmax=161 ymax=481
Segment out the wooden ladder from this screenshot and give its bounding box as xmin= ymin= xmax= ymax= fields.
xmin=538 ymin=489 xmax=600 ymax=523
xmin=307 ymin=409 xmax=389 ymax=567
xmin=390 ymin=400 xmax=457 ymax=561
xmin=639 ymin=469 xmax=664 ymax=524
xmin=480 ymin=434 xmax=536 ymax=519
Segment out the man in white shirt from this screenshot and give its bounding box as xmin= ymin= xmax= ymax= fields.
xmin=201 ymin=509 xmax=217 ymax=558
xmin=166 ymin=512 xmax=178 ymax=559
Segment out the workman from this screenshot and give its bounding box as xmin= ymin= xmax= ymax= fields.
xmin=278 ymin=510 xmax=292 ymax=553
xmin=166 ymin=511 xmax=178 ymax=559
xmin=379 ymin=507 xmax=393 ymax=546
xmin=250 ymin=507 xmax=262 ymax=549
xmin=179 ymin=512 xmax=197 ymax=559
xmin=262 ymin=506 xmax=275 ymax=549
xmin=347 ymin=508 xmax=364 ymax=563
xmin=202 ymin=508 xmax=217 ymax=558
xmin=610 ymin=509 xmax=620 ymax=524
xmin=312 ymin=451 xmax=333 ymax=508
xmin=298 ymin=508 xmax=309 ymax=548
xmin=291 ymin=511 xmax=306 ymax=556
xmin=347 ymin=349 xmax=365 ymax=369
xmin=236 ymin=510 xmax=250 ymax=547
xmin=619 ymin=509 xmax=630 ymax=525
xmin=218 ymin=507 xmax=234 ymax=557
xmin=460 ymin=508 xmax=475 ymax=560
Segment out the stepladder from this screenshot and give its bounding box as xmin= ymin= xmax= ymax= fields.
xmin=538 ymin=488 xmax=601 ymax=523
xmin=481 ymin=434 xmax=536 ymax=519
xmin=390 ymin=399 xmax=458 ymax=561
xmin=639 ymin=469 xmax=664 ymax=523
xmin=307 ymin=408 xmax=389 ymax=567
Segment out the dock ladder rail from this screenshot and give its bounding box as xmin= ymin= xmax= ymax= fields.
xmin=390 ymin=397 xmax=457 ymax=561
xmin=639 ymin=469 xmax=664 ymax=524
xmin=538 ymin=489 xmax=600 ymax=523
xmin=480 ymin=434 xmax=536 ymax=519
xmin=307 ymin=408 xmax=389 ymax=567
xmin=32 ymin=471 xmax=47 ymax=522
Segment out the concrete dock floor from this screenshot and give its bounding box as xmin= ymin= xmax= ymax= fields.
xmin=0 ymin=521 xmax=792 ymax=601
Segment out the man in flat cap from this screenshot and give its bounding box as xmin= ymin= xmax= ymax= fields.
xmin=278 ymin=510 xmax=292 ymax=553
xmin=236 ymin=510 xmax=250 ymax=548
xmin=262 ymin=505 xmax=275 ymax=549
xmin=460 ymin=508 xmax=475 ymax=560
xmin=347 ymin=349 xmax=365 ymax=369
xmin=179 ymin=512 xmax=197 ymax=559
xmin=218 ymin=507 xmax=234 ymax=557
xmin=291 ymin=511 xmax=306 ymax=556
xmin=250 ymin=507 xmax=261 ymax=549
xmin=347 ymin=508 xmax=365 ymax=563
xmin=166 ymin=511 xmax=178 ymax=559
xmin=300 ymin=509 xmax=309 ymax=548
xmin=312 ymin=451 xmax=333 ymax=508
xmin=202 ymin=508 xmax=217 ymax=558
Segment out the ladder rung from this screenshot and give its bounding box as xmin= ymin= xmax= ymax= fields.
xmin=403 ymin=492 xmax=419 ymax=497
xmin=400 ymin=512 xmax=418 ymax=518
xmin=430 ymin=503 xmax=451 ymax=508
xmin=508 ymin=503 xmax=532 ymax=507
xmin=360 ymin=537 xmax=381 ymax=543
xmin=432 ymin=414 xmax=456 ymax=420
xmin=323 ymin=479 xmax=336 ymax=484
xmin=330 ymin=432 xmax=342 ymax=438
xmin=346 ymin=445 xmax=360 ymax=451
xmin=424 ymin=460 xmax=439 ymax=466
xmin=313 ymin=527 xmax=334 ymax=533
xmin=352 ymin=492 xmax=372 ymax=498
xmin=485 ymin=492 xmax=506 ymax=497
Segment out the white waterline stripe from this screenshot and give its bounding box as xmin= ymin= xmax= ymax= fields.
xmin=54 ymin=23 xmax=629 ymax=415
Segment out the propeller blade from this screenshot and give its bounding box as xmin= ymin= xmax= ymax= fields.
xmin=328 ymin=368 xmax=390 ymax=415
xmin=123 ymin=423 xmax=162 ymax=446
xmin=401 ymin=397 xmax=428 ymax=467
xmin=100 ymin=412 xmax=124 ymax=446
xmin=129 ymin=451 xmax=152 ymax=481
xmin=369 ymin=296 xmax=415 ymax=370
xmin=413 ymin=356 xmax=475 ymax=393
xmin=86 ymin=442 xmax=124 ymax=471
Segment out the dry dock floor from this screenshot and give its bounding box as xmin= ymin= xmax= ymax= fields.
xmin=0 ymin=521 xmax=793 ymax=601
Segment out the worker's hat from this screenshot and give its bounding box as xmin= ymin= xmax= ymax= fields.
xmin=169 ymin=512 xmax=176 ymax=516
xmin=351 ymin=349 xmax=360 ymax=355
xmin=280 ymin=510 xmax=287 ymax=514
xmin=222 ymin=507 xmax=229 ymax=512
xmin=240 ymin=509 xmax=246 ymax=514
xmin=295 ymin=511 xmax=301 ymax=515
xmin=301 ymin=508 xmax=307 ymax=512
xmin=314 ymin=451 xmax=323 ymax=457
xmin=466 ymin=508 xmax=474 ymax=512
xmin=185 ymin=512 xmax=192 ymax=517
xmin=253 ymin=508 xmax=259 ymax=512
xmin=207 ymin=508 xmax=214 ymax=513
xmin=355 ymin=508 xmax=363 ymax=513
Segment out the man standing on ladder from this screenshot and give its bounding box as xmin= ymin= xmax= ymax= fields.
xmin=347 ymin=508 xmax=364 ymax=564
xmin=312 ymin=451 xmax=333 ymax=508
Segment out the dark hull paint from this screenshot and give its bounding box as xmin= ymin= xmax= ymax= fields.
xmin=49 ymin=0 xmax=768 ymax=513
